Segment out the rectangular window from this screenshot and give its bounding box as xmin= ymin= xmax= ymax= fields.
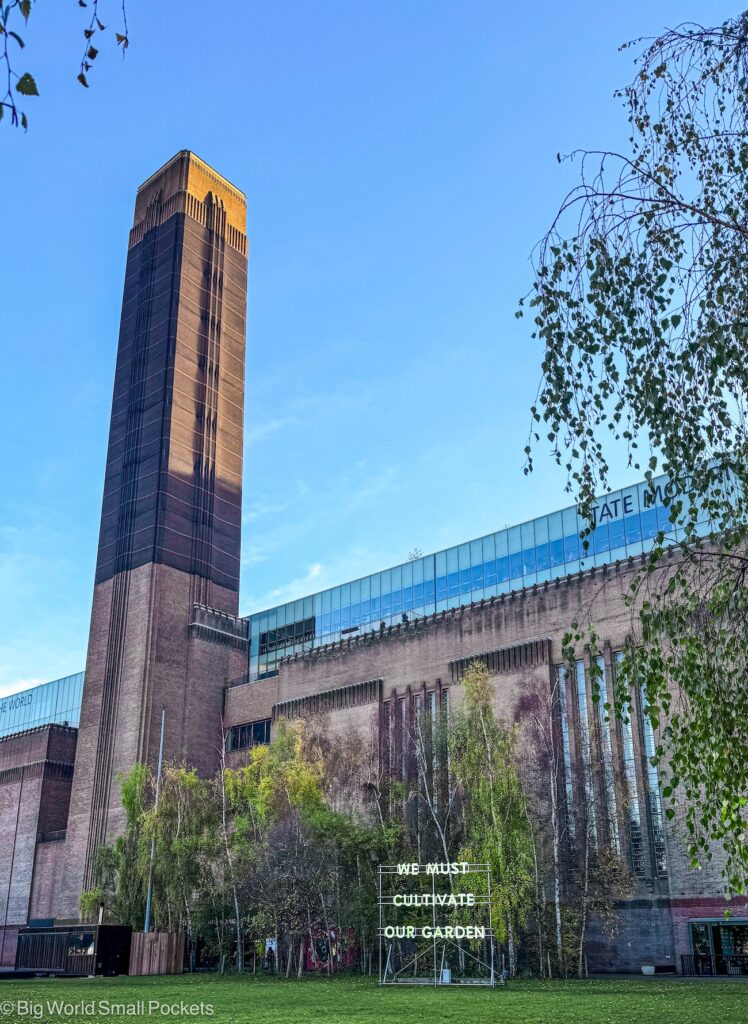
xmin=226 ymin=718 xmax=271 ymax=752
xmin=509 ymin=552 xmax=523 ymax=579
xmin=640 ymin=685 xmax=668 ymax=876
xmin=470 ymin=563 xmax=484 ymax=591
xmin=557 ymin=665 xmax=575 ymax=836
xmin=595 ymin=655 xmax=620 ymax=852
xmin=535 ymin=542 xmax=550 ymax=572
xmin=593 ymin=524 xmax=610 ymax=554
xmin=639 ymin=508 xmax=658 ymax=540
xmin=563 ymin=534 xmax=580 ymax=561
xmin=615 ymin=652 xmax=645 ymax=876
xmin=624 ymin=513 xmax=642 ymax=545
xmin=382 ymin=701 xmax=391 ymax=775
xmin=575 ymin=660 xmax=597 ymax=843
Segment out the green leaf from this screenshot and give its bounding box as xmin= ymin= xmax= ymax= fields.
xmin=15 ymin=72 xmax=38 ymax=96
xmin=8 ymin=30 xmax=24 ymax=47
xmin=19 ymin=0 xmax=31 ymax=21
xmin=77 ymin=72 xmax=89 ymax=88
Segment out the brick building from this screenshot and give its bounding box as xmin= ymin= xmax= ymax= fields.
xmin=0 ymin=725 xmax=77 ymax=965
xmin=0 ymin=152 xmax=745 ymax=973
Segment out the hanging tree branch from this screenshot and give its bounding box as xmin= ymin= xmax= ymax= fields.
xmin=0 ymin=0 xmax=129 ymax=129
xmin=520 ymin=11 xmax=748 ymax=895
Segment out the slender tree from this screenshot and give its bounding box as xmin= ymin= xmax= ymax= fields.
xmin=450 ymin=661 xmax=534 ymax=974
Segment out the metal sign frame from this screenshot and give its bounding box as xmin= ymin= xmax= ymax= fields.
xmin=378 ymin=863 xmax=495 ymax=987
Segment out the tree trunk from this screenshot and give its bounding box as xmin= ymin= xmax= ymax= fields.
xmin=578 ymin=815 xmax=592 ymax=978
xmin=218 ymin=733 xmax=243 ymax=973
xmin=507 ymin=919 xmax=516 ymax=977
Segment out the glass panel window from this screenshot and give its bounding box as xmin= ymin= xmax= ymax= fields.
xmin=640 ymin=685 xmax=668 ymax=875
xmin=593 ymin=523 xmax=610 ymax=554
xmin=563 ymin=534 xmax=580 ymax=562
xmin=624 ymin=513 xmax=642 ymax=545
xmin=557 ymin=666 xmax=575 ymax=835
xmin=459 ymin=567 xmax=471 ymax=595
xmin=639 ymin=508 xmax=659 ymax=540
xmin=609 ymin=516 xmax=625 ymax=549
xmin=535 ymin=542 xmax=550 ymax=571
xmin=615 ymin=652 xmax=645 ymax=876
xmin=595 ymin=655 xmax=619 ymax=852
xmin=470 ymin=538 xmax=482 ymax=566
xmin=575 ymin=660 xmax=597 ymax=843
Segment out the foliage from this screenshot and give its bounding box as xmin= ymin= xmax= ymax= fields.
xmin=1 ymin=0 xmax=129 ymax=129
xmin=520 ymin=11 xmax=748 ymax=893
xmin=78 ymin=885 xmax=104 ymax=923
xmin=450 ymin=661 xmax=535 ymax=961
xmin=94 ymin=705 xmax=628 ymax=975
xmin=81 ymin=762 xmax=149 ymax=927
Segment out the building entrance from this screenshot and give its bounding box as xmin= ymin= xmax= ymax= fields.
xmin=686 ymin=920 xmax=748 ymax=975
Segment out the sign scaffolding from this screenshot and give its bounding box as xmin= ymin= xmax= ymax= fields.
xmin=378 ymin=861 xmax=495 ymax=986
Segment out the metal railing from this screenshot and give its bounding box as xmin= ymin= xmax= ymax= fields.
xmin=681 ymin=953 xmax=748 ymax=976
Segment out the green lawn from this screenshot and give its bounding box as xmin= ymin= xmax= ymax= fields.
xmin=0 ymin=974 xmax=745 ymax=1024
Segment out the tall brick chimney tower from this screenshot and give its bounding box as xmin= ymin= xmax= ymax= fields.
xmin=59 ymin=152 xmax=249 ymax=918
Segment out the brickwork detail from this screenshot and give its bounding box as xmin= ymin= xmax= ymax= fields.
xmin=449 ymin=637 xmax=550 ymax=682
xmin=273 ymin=678 xmax=382 ymax=722
xmin=58 ymin=152 xmax=248 ymax=917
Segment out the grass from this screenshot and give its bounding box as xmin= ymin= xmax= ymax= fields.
xmin=0 ymin=973 xmax=745 ymax=1024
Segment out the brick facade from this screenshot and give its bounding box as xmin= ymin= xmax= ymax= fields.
xmin=223 ymin=555 xmax=735 ymax=971
xmin=58 ymin=151 xmax=249 ymax=918
xmin=0 ymin=725 xmax=76 ymax=965
xmin=0 ymin=153 xmax=737 ymax=973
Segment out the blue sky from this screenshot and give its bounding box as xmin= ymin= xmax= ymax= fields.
xmin=0 ymin=1 xmax=732 ymax=696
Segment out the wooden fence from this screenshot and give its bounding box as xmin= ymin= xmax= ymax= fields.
xmin=129 ymin=932 xmax=185 ymax=976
